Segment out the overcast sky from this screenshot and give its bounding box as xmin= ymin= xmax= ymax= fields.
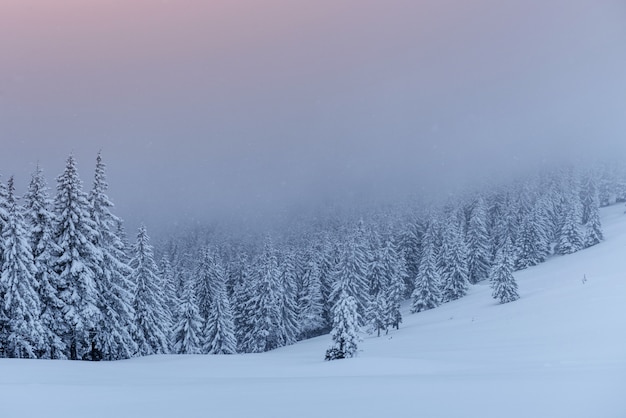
xmin=1 ymin=0 xmax=625 ymax=234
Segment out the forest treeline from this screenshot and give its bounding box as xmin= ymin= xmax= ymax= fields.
xmin=0 ymin=154 xmax=622 ymax=360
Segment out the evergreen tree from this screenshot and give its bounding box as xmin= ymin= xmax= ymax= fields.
xmin=89 ymin=153 xmax=137 ymax=360
xmin=515 ymin=201 xmax=550 ymax=270
xmin=383 ymin=240 xmax=406 ymax=331
xmin=243 ymin=238 xmax=284 ymax=352
xmin=466 ymin=197 xmax=491 ymax=283
xmin=411 ymin=220 xmax=442 ymax=313
xmin=490 ymin=239 xmax=520 ymax=304
xmin=51 ymin=155 xmax=103 ymax=360
xmin=440 ymin=213 xmax=470 ymax=302
xmin=131 ymin=225 xmax=170 ymax=355
xmin=23 ymin=166 xmax=67 ymax=359
xmin=172 ymin=279 xmax=204 ymax=354
xmin=278 ymin=249 xmax=300 ymax=346
xmin=297 ymin=256 xmax=325 ymax=339
xmin=329 ymin=234 xmax=369 ymax=324
xmin=580 ymin=173 xmax=603 ymax=248
xmin=555 ymin=190 xmax=584 ymax=255
xmin=325 ymin=291 xmax=360 ymax=360
xmin=203 ymin=256 xmax=237 ymax=354
xmin=0 ymin=177 xmax=46 ymax=358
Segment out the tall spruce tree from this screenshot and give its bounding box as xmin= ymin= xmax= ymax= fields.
xmin=131 ymin=225 xmax=170 ymax=355
xmin=172 ymin=278 xmax=204 ymax=354
xmin=411 ymin=220 xmax=442 ymax=313
xmin=440 ymin=213 xmax=470 ymax=302
xmin=297 ymin=256 xmax=325 ymax=339
xmin=203 ymin=255 xmax=237 ymax=355
xmin=51 ymin=155 xmax=103 ymax=360
xmin=490 ymin=239 xmax=520 ymax=304
xmin=466 ymin=197 xmax=491 ymax=283
xmin=325 ymin=291 xmax=360 ymax=360
xmin=23 ymin=166 xmax=67 ymax=358
xmin=89 ymin=153 xmax=137 ymax=360
xmin=0 ymin=177 xmax=46 ymax=358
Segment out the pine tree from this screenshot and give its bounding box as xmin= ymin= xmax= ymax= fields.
xmin=440 ymin=213 xmax=470 ymax=302
xmin=23 ymin=166 xmax=67 ymax=359
xmin=172 ymin=279 xmax=204 ymax=354
xmin=555 ymin=190 xmax=584 ymax=255
xmin=490 ymin=239 xmax=520 ymax=304
xmin=580 ymin=173 xmax=603 ymax=248
xmin=411 ymin=220 xmax=442 ymax=313
xmin=0 ymin=177 xmax=46 ymax=358
xmin=203 ymin=256 xmax=237 ymax=355
xmin=515 ymin=201 xmax=550 ymax=270
xmin=278 ymin=249 xmax=300 ymax=346
xmin=89 ymin=153 xmax=137 ymax=360
xmin=383 ymin=240 xmax=406 ymax=331
xmin=466 ymin=197 xmax=491 ymax=283
xmin=329 ymin=235 xmax=369 ymax=324
xmin=297 ymin=256 xmax=325 ymax=339
xmin=131 ymin=225 xmax=170 ymax=355
xmin=325 ymin=291 xmax=360 ymax=360
xmin=244 ymin=238 xmax=284 ymax=352
xmin=51 ymin=155 xmax=103 ymax=360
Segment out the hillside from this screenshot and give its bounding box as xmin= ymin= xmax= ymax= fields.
xmin=1 ymin=205 xmax=625 ymax=418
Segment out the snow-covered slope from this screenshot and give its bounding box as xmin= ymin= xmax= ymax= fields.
xmin=2 ymin=206 xmax=626 ymax=418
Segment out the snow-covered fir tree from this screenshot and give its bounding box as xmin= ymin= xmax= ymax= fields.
xmin=325 ymin=291 xmax=360 ymax=360
xmin=89 ymin=153 xmax=137 ymax=360
xmin=202 ymin=254 xmax=237 ymax=355
xmin=580 ymin=173 xmax=603 ymax=248
xmin=411 ymin=219 xmax=442 ymax=313
xmin=23 ymin=166 xmax=67 ymax=359
xmin=277 ymin=249 xmax=300 ymax=346
xmin=51 ymin=155 xmax=103 ymax=360
xmin=383 ymin=240 xmax=406 ymax=331
xmin=131 ymin=225 xmax=170 ymax=355
xmin=490 ymin=238 xmax=520 ymax=304
xmin=0 ymin=177 xmax=46 ymax=358
xmin=466 ymin=196 xmax=491 ymax=283
xmin=172 ymin=278 xmax=204 ymax=354
xmin=440 ymin=212 xmax=470 ymax=303
xmin=329 ymin=233 xmax=369 ymax=325
xmin=242 ymin=238 xmax=285 ymax=353
xmin=297 ymin=255 xmax=326 ymax=339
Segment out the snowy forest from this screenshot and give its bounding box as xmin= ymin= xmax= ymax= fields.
xmin=0 ymin=153 xmax=623 ymax=361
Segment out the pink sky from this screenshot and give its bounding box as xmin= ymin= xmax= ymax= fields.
xmin=1 ymin=0 xmax=625 ymax=231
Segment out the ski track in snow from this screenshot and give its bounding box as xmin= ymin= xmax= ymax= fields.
xmin=1 ymin=205 xmax=626 ymax=418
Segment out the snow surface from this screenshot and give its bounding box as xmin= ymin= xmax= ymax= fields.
xmin=2 ymin=206 xmax=626 ymax=418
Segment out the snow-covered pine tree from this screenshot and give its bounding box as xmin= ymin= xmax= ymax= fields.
xmin=243 ymin=238 xmax=284 ymax=352
xmin=325 ymin=291 xmax=360 ymax=360
xmin=158 ymin=257 xmax=178 ymax=331
xmin=297 ymin=255 xmax=325 ymax=339
xmin=440 ymin=212 xmax=470 ymax=303
xmin=329 ymin=232 xmax=369 ymax=325
xmin=555 ymin=188 xmax=584 ymax=255
xmin=411 ymin=219 xmax=442 ymax=313
xmin=278 ymin=249 xmax=300 ymax=346
xmin=51 ymin=155 xmax=103 ymax=360
xmin=383 ymin=239 xmax=406 ymax=331
xmin=490 ymin=238 xmax=520 ymax=304
xmin=203 ymin=254 xmax=237 ymax=354
xmin=130 ymin=225 xmax=170 ymax=355
xmin=466 ymin=196 xmax=491 ymax=284
xmin=514 ymin=201 xmax=550 ymax=270
xmin=88 ymin=153 xmax=137 ymax=360
xmin=0 ymin=177 xmax=46 ymax=358
xmin=580 ymin=173 xmax=603 ymax=248
xmin=172 ymin=278 xmax=204 ymax=354
xmin=364 ymin=235 xmax=389 ymax=336
xmin=23 ymin=166 xmax=67 ymax=359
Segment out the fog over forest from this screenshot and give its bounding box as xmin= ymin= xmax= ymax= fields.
xmin=1 ymin=0 xmax=625 ymax=235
